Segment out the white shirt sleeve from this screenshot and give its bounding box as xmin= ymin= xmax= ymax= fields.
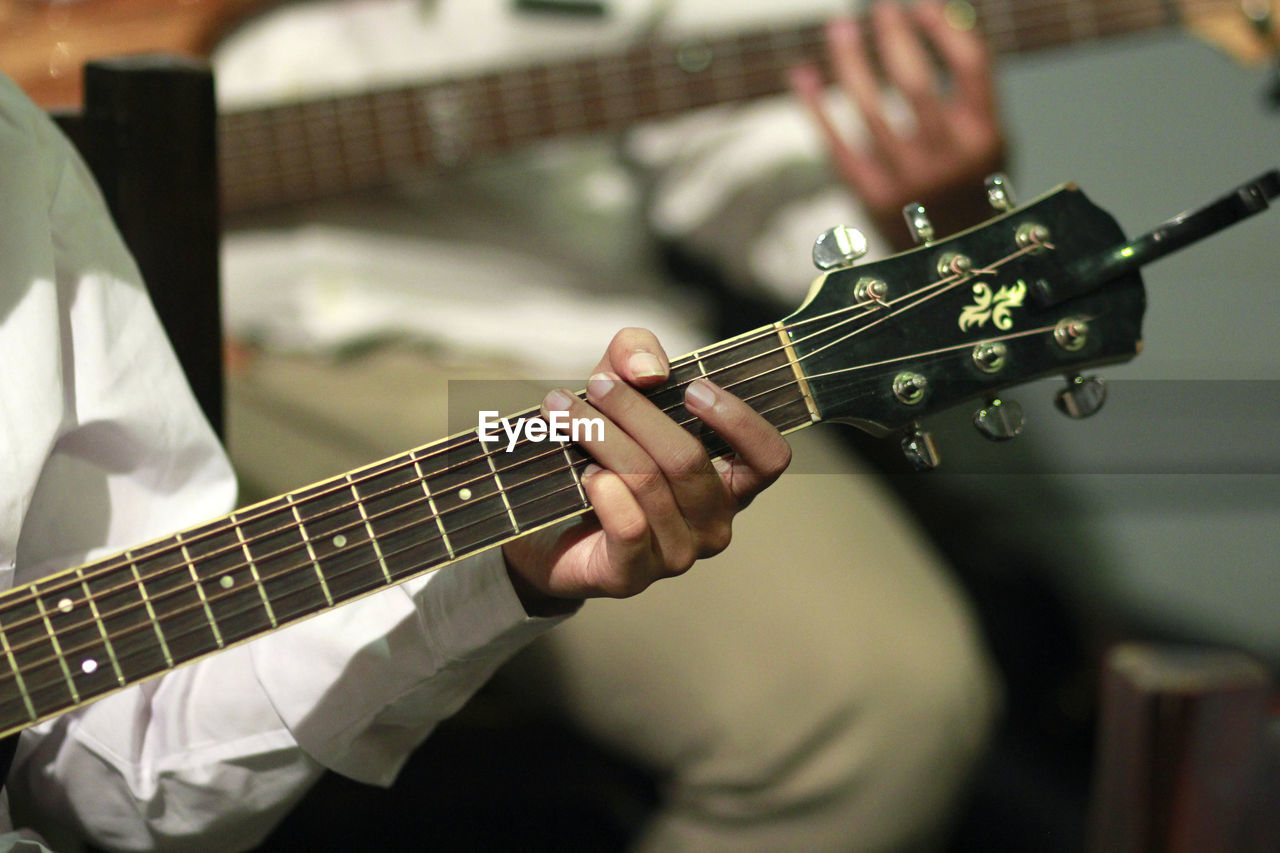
xmin=0 ymin=74 xmax=564 ymax=852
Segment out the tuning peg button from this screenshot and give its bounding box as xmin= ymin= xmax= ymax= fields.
xmin=812 ymin=225 xmax=869 ymax=270
xmin=973 ymin=397 xmax=1024 ymax=441
xmin=902 ymin=425 xmax=941 ymax=471
xmin=1055 ymin=375 xmax=1106 ymax=418
xmin=984 ymin=173 xmax=1017 ymax=212
xmin=892 ymin=372 xmax=929 ymax=406
xmin=902 ymin=202 xmax=935 ymax=245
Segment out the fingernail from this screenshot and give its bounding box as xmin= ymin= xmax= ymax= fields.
xmin=582 ymin=463 xmax=603 ymax=480
xmin=587 ymin=372 xmax=616 ymax=400
xmin=684 ymin=379 xmax=718 ymax=412
xmin=544 ymin=388 xmax=574 ymax=412
xmin=712 ymin=457 xmax=732 ymax=476
xmin=628 ymin=351 xmax=665 ymax=379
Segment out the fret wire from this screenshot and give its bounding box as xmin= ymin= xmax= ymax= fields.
xmin=0 ymin=618 xmax=37 ymax=721
xmin=347 ymin=474 xmax=394 ymax=584
xmin=691 ymin=346 xmax=712 ymax=387
xmin=333 ymin=96 xmax=373 ymax=186
xmin=177 ymin=534 xmax=225 ymax=651
xmin=265 ymin=103 xmax=301 ymax=199
xmin=76 ymin=566 xmax=124 ymax=688
xmin=368 ymin=90 xmax=401 ymax=175
xmin=307 ymin=99 xmax=349 ymax=193
xmin=562 ymin=444 xmax=589 ymax=506
xmin=127 ymin=558 xmax=175 ymax=669
xmin=650 ymin=41 xmax=676 ymax=116
xmin=534 ymin=61 xmax=563 ymax=135
xmin=230 ymin=517 xmax=280 ymax=628
xmin=481 ymin=442 xmax=521 ymax=532
xmin=413 ymin=454 xmax=456 ymax=560
xmin=286 ymin=493 xmax=335 ymax=607
xmin=31 ymin=593 xmax=78 ymax=705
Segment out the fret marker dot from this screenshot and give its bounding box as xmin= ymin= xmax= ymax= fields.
xmin=58 ymin=597 xmax=73 ymax=614
xmin=220 ymin=576 xmax=235 ymax=590
xmin=458 ymin=488 xmax=473 ymax=501
xmin=333 ymin=534 xmax=348 ymax=548
xmin=80 ymin=658 xmax=97 ymax=675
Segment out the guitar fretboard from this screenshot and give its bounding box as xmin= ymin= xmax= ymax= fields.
xmin=218 ymin=0 xmax=1184 ymax=212
xmin=0 ymin=326 xmax=810 ymax=735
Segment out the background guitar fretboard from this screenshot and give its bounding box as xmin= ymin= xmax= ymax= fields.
xmin=218 ymin=0 xmax=1186 ymax=212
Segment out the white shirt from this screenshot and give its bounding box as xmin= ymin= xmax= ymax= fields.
xmin=0 ymin=74 xmax=559 ymax=852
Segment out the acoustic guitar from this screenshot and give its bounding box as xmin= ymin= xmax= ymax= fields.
xmin=0 ymin=168 xmax=1273 ymax=740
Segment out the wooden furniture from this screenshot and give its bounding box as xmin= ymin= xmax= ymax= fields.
xmin=53 ymin=55 xmax=224 ymax=438
xmin=1087 ymin=643 xmax=1279 ymax=852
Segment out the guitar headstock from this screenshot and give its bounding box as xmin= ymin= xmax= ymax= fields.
xmin=785 ymin=181 xmax=1147 ymax=466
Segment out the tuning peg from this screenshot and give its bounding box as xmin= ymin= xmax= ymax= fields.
xmin=973 ymin=397 xmax=1024 ymax=441
xmin=1055 ymin=375 xmax=1106 ymax=418
xmin=812 ymin=225 xmax=869 ymax=270
xmin=902 ymin=202 xmax=935 ymax=245
xmin=984 ymin=173 xmax=1017 ymax=212
xmin=901 ymin=423 xmax=941 ymax=471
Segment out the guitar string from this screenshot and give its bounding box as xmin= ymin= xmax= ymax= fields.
xmin=0 ymin=236 xmax=1039 ymax=648
xmin=3 ymin=394 xmax=818 ymax=712
xmin=0 ymin=239 xmax=1051 ymax=692
xmin=3 ymin=310 xmax=1099 ymax=716
xmin=0 ymin=242 xmax=958 ymax=634
xmin=0 ymin=288 xmax=878 ymax=619
xmin=219 ymin=0 xmax=1180 ymax=202
xmin=0 ymin=220 xmax=1049 ymax=655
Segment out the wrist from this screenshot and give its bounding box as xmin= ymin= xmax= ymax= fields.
xmin=501 ymin=546 xmax=583 ymax=618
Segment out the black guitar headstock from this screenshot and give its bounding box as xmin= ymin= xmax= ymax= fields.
xmin=784 ymin=171 xmax=1277 ymax=469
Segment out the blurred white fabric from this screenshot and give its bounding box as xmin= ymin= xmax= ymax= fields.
xmin=222 ymin=222 xmax=707 ymax=374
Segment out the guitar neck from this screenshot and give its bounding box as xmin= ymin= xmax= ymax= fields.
xmin=0 ymin=324 xmax=811 ymax=737
xmin=218 ymin=0 xmax=1187 ymax=213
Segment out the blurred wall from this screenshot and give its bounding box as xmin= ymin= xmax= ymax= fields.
xmin=935 ymin=30 xmax=1280 ymax=661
